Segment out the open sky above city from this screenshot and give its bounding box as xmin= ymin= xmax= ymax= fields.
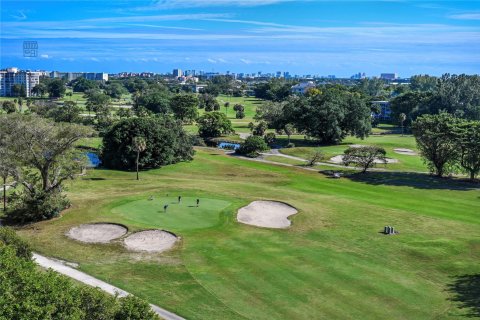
xmin=1 ymin=0 xmax=480 ymax=77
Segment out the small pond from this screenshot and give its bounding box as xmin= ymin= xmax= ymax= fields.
xmin=86 ymin=152 xmax=101 ymax=168
xmin=218 ymin=142 xmax=241 ymax=150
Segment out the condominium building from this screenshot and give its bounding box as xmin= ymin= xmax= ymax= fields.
xmin=0 ymin=67 xmax=41 ymax=97
xmin=50 ymin=71 xmax=108 ymax=82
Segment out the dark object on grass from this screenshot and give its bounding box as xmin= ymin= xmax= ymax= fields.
xmin=196 ymin=199 xmax=200 ymax=207
xmin=383 ymin=226 xmax=397 ymax=235
xmin=163 ymin=204 xmax=168 ymax=212
xmin=178 ymin=196 xmax=181 ymax=203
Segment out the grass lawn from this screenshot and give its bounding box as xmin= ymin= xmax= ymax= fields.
xmin=279 ymin=134 xmax=428 ymax=173
xmin=108 ymin=196 xmax=232 ymax=232
xmin=15 ymin=147 xmax=480 ymax=319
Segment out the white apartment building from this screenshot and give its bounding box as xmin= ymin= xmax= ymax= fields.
xmin=0 ymin=67 xmax=41 ymax=97
xmin=291 ymin=81 xmax=316 ymax=95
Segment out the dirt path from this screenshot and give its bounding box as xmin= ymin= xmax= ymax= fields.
xmin=33 ymin=253 xmax=186 ymax=320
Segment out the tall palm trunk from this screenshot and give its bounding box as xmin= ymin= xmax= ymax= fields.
xmin=136 ymin=150 xmax=140 ymax=180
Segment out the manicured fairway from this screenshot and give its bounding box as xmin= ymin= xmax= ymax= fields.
xmin=16 ymin=148 xmax=480 ymax=319
xmin=108 ymin=197 xmax=231 ymax=231
xmin=280 ymin=134 xmax=428 ymax=172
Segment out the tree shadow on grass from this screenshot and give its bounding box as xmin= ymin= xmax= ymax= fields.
xmin=448 ymin=274 xmax=480 ymax=318
xmin=344 ymin=171 xmax=479 ymax=191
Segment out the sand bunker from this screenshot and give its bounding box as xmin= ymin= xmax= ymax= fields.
xmin=237 ymin=200 xmax=298 ymax=229
xmin=349 ymin=144 xmax=367 ymax=148
xmin=330 ymin=155 xmax=398 ymax=164
xmin=394 ymin=148 xmax=417 ymax=156
xmin=124 ymin=230 xmax=177 ymax=253
xmin=67 ymin=223 xmax=127 ymax=243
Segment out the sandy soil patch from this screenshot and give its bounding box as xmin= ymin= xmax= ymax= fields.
xmin=394 ymin=148 xmax=418 ymax=156
xmin=67 ymin=223 xmax=127 ymax=243
xmin=330 ymin=155 xmax=398 ymax=164
xmin=237 ymin=200 xmax=298 ymax=229
xmin=349 ymin=144 xmax=367 ymax=148
xmin=124 ymin=230 xmax=178 ymax=253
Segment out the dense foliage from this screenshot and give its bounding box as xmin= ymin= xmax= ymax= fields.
xmin=0 ymin=228 xmax=158 ymax=320
xmin=391 ymin=74 xmax=480 ymax=127
xmin=102 ymin=116 xmax=194 ymax=170
xmin=256 ymin=87 xmax=371 ymax=144
xmin=197 ymin=112 xmax=233 ymax=138
xmin=0 ymin=114 xmax=91 ymax=223
xmin=236 ymin=136 xmax=269 ymax=158
xmin=412 ymin=113 xmax=480 ymax=179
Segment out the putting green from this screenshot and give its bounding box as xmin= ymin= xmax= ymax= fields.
xmin=109 ymin=196 xmax=231 ymax=232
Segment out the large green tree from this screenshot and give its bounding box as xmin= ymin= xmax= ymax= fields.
xmin=102 ymin=116 xmax=194 ymax=170
xmin=170 ymin=94 xmax=199 ymax=123
xmin=0 ymin=114 xmax=92 ymax=222
xmin=134 ymin=89 xmax=171 ymax=114
xmin=47 ymin=79 xmax=66 ymax=98
xmin=454 ymin=120 xmax=480 ymax=180
xmin=287 ymin=88 xmax=371 ymax=144
xmin=412 ymin=113 xmax=459 ymax=177
xmin=197 ymin=112 xmax=233 ymax=138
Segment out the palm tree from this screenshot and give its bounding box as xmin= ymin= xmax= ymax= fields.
xmin=399 ymin=113 xmax=407 ymax=136
xmin=224 ymin=102 xmax=230 ymax=117
xmin=132 ymin=136 xmax=147 ymax=180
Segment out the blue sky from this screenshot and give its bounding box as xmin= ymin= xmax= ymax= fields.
xmin=1 ymin=0 xmax=479 ymax=77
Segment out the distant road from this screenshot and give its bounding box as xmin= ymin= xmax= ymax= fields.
xmin=33 ymin=253 xmax=186 ymax=320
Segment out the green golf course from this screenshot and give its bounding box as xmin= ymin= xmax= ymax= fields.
xmin=16 ymin=145 xmax=480 ymax=319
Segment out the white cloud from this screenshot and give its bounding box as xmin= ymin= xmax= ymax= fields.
xmin=240 ymin=58 xmax=252 ymax=64
xmin=137 ymin=0 xmax=294 ymax=10
xmin=10 ymin=10 xmax=27 ymax=20
xmin=40 ymin=54 xmax=50 ymax=59
xmin=449 ymin=12 xmax=480 ymax=20
xmin=207 ymin=58 xmax=217 ymax=63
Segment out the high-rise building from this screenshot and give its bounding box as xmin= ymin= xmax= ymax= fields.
xmin=0 ymin=67 xmax=41 ymax=97
xmin=173 ymin=69 xmax=183 ymax=77
xmin=380 ymin=73 xmax=398 ymax=80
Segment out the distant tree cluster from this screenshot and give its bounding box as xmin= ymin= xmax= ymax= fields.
xmin=390 ymin=74 xmax=480 ymax=128
xmin=254 ymin=79 xmax=293 ymax=101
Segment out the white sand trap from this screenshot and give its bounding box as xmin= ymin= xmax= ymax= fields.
xmin=394 ymin=148 xmax=417 ymax=156
xmin=124 ymin=230 xmax=177 ymax=253
xmin=67 ymin=223 xmax=127 ymax=243
xmin=349 ymin=144 xmax=367 ymax=148
xmin=237 ymin=200 xmax=298 ymax=229
xmin=330 ymin=155 xmax=398 ymax=164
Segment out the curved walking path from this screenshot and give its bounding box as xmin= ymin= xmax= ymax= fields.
xmin=33 ymin=253 xmax=186 ymax=320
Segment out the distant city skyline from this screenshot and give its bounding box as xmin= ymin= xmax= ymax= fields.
xmin=1 ymin=0 xmax=480 ymax=77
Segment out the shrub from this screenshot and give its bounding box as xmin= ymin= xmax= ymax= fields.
xmin=286 ymin=142 xmax=295 ymax=148
xmin=6 ymin=189 xmax=70 ymax=224
xmin=342 ymin=145 xmax=387 ymax=173
xmin=0 ymin=243 xmax=159 ymax=320
xmin=264 ymin=132 xmax=276 ymax=146
xmin=115 ymin=295 xmax=158 ymax=320
xmin=237 ymin=136 xmax=269 ymax=158
xmin=235 ymin=110 xmax=245 ymax=119
xmin=0 ymin=227 xmax=32 ymax=260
